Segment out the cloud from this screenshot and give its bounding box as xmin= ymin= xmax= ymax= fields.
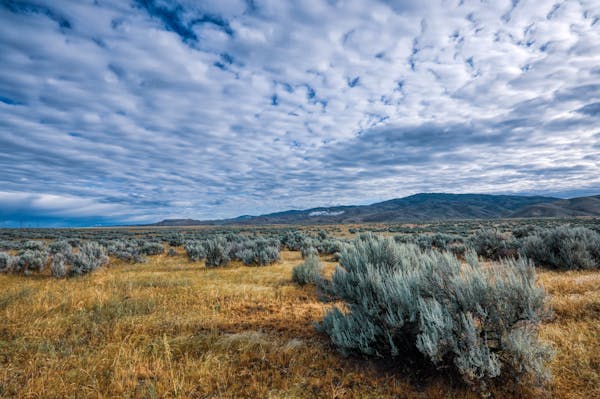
xmin=0 ymin=191 xmax=129 ymax=227
xmin=576 ymin=102 xmax=600 ymax=116
xmin=0 ymin=0 xmax=599 ymax=225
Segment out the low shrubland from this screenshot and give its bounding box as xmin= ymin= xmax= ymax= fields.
xmin=0 ymin=222 xmax=599 ymax=398
xmin=1 ymin=239 xmax=108 ymax=278
xmin=103 ymin=239 xmax=165 ymax=263
xmin=185 ymin=236 xmax=281 ymax=267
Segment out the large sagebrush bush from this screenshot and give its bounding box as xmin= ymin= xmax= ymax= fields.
xmin=314 ymin=238 xmax=345 ymax=255
xmin=292 ymin=254 xmax=323 ymax=286
xmin=230 ymin=238 xmax=280 ymax=266
xmin=140 ymin=241 xmax=165 ymax=256
xmin=519 ymin=226 xmax=600 ymax=270
xmin=166 ymin=232 xmax=185 ymax=246
xmin=105 ymin=239 xmax=146 ymax=263
xmin=318 ymin=234 xmax=551 ymax=393
xmin=15 ymin=250 xmax=48 ymax=274
xmin=185 ymin=241 xmax=205 ymax=261
xmin=281 ymin=230 xmax=308 ymax=251
xmin=69 ymin=242 xmax=109 ymax=276
xmin=244 ymin=245 xmax=280 ymax=266
xmin=50 ymin=253 xmax=67 ymax=278
xmin=0 ymin=252 xmax=15 ymax=273
xmin=49 ymin=239 xmax=72 ymax=256
xmin=204 ymin=237 xmax=230 ymax=267
xmin=22 ymin=240 xmax=46 ymax=251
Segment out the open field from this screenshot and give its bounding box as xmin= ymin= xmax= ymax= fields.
xmin=1 ymin=247 xmax=598 ymax=398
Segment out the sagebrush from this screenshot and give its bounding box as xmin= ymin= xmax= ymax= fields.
xmin=318 ymin=234 xmax=552 ymax=393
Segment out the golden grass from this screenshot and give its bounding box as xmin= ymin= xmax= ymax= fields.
xmin=0 ymin=250 xmax=598 ymax=398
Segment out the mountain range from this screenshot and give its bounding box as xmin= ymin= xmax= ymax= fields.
xmin=150 ymin=193 xmax=600 ymax=226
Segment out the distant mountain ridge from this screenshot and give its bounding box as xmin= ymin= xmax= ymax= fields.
xmin=510 ymin=195 xmax=600 ymax=218
xmin=149 ymin=193 xmax=600 ymax=226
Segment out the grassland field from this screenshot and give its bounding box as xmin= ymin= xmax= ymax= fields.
xmin=0 ymin=222 xmax=599 ymax=398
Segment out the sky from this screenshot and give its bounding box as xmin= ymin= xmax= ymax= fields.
xmin=0 ymin=0 xmax=599 ymax=227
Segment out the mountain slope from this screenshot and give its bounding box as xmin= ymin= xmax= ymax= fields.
xmin=510 ymin=195 xmax=600 ymax=217
xmin=151 ymin=193 xmax=564 ymax=226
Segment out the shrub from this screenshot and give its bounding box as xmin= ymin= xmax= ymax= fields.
xmin=49 ymin=240 xmax=72 ymax=255
xmin=22 ymin=240 xmax=46 ymax=251
xmin=247 ymin=245 xmax=280 ymax=266
xmin=114 ymin=249 xmax=147 ymax=263
xmin=0 ymin=252 xmax=15 ymax=273
xmin=315 ymin=238 xmax=345 ymax=255
xmin=105 ymin=240 xmax=147 ymax=263
xmin=229 ymin=238 xmax=280 ymax=266
xmin=317 ymin=234 xmax=551 ymax=392
xmin=141 ymin=241 xmax=165 ymax=256
xmin=414 ymin=234 xmax=433 ymax=251
xmin=68 ymin=238 xmax=81 ymax=248
xmin=292 ymin=254 xmax=323 ymax=286
xmin=166 ymin=233 xmax=185 ymax=246
xmin=281 ymin=231 xmax=307 ymax=251
xmin=69 ymin=242 xmax=108 ymax=276
xmin=519 ymin=226 xmax=600 ymax=270
xmin=301 ymin=245 xmax=319 ymax=259
xmin=430 ymin=233 xmax=464 ymax=251
xmin=50 ymin=253 xmax=67 ymax=278
xmin=15 ymin=250 xmax=48 ymax=273
xmin=512 ymin=225 xmax=539 ymax=239
xmin=204 ymin=237 xmax=230 ymax=267
xmin=470 ymin=228 xmax=517 ymax=260
xmin=167 ymin=247 xmax=177 ymax=257
xmin=448 ymin=242 xmax=467 ymax=257
xmin=106 ymin=240 xmax=148 ymax=263
xmin=185 ymin=241 xmax=205 ymax=261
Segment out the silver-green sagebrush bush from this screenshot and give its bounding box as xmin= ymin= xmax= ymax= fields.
xmin=317 ymin=234 xmax=552 ymax=393
xmin=69 ymin=242 xmax=109 ymax=276
xmin=301 ymin=245 xmax=318 ymax=259
xmin=203 ymin=237 xmax=230 ymax=267
xmin=141 ymin=241 xmax=165 ymax=256
xmin=0 ymin=252 xmax=16 ymax=273
xmin=519 ymin=226 xmax=600 ymax=270
xmin=49 ymin=239 xmax=72 ymax=256
xmin=292 ymin=254 xmax=323 ymax=286
xmin=185 ymin=241 xmax=206 ymax=261
xmin=230 ymin=238 xmax=280 ymax=266
xmin=50 ymin=253 xmax=67 ymax=278
xmin=15 ymin=250 xmax=48 ymax=274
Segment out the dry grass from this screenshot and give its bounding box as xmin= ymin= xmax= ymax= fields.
xmin=538 ymin=271 xmax=600 ymax=399
xmin=0 ymin=250 xmax=598 ymax=398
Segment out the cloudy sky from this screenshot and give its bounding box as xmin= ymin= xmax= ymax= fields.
xmin=1 ymin=0 xmax=599 ymax=226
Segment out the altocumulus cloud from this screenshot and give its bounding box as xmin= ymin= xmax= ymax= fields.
xmin=0 ymin=0 xmax=599 ymax=226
